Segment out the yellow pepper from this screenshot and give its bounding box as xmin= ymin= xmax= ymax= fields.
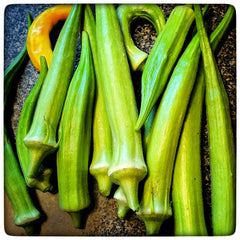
xmin=27 ymin=5 xmax=72 ymax=71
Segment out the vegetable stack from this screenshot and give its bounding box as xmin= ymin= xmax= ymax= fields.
xmin=4 ymin=4 xmax=236 ymax=236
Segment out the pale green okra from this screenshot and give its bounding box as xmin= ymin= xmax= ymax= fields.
xmin=96 ymin=4 xmax=147 ymax=211
xmin=84 ymin=4 xmax=113 ymax=197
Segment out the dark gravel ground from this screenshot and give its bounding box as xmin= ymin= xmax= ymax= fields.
xmin=4 ymin=4 xmax=236 ymax=236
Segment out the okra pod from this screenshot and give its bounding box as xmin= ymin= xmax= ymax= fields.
xmin=16 ymin=56 xmax=52 ymax=192
xmin=23 ymin=4 xmax=82 ymax=178
xmin=172 ymin=5 xmax=235 ymax=236
xmin=96 ymin=4 xmax=147 ymax=211
xmin=117 ymin=4 xmax=165 ymax=71
xmin=84 ymin=4 xmax=113 ymax=197
xmin=57 ymin=30 xmax=95 ymax=228
xmin=137 ymin=16 xmax=208 ymax=235
xmin=4 ymin=13 xmax=41 ymax=234
xmin=194 ymin=4 xmax=235 ymax=235
xmin=135 ymin=5 xmax=195 ymax=130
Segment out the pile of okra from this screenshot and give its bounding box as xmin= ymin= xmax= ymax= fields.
xmin=4 ymin=3 xmax=236 ymax=236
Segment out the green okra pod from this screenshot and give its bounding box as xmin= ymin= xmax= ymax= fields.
xmin=135 ymin=5 xmax=195 ymax=130
xmin=172 ymin=5 xmax=235 ymax=236
xmin=16 ymin=56 xmax=52 ymax=192
xmin=23 ymin=4 xmax=82 ymax=179
xmin=194 ymin=4 xmax=235 ymax=235
xmin=84 ymin=4 xmax=113 ymax=197
xmin=137 ymin=14 xmax=213 ymax=235
xmin=96 ymin=4 xmax=147 ymax=211
xmin=117 ymin=4 xmax=165 ymax=71
xmin=4 ymin=13 xmax=41 ymax=234
xmin=57 ymin=30 xmax=95 ymax=228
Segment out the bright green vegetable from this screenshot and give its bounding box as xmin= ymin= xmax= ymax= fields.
xmin=194 ymin=4 xmax=235 ymax=235
xmin=16 ymin=56 xmax=52 ymax=192
xmin=57 ymin=30 xmax=95 ymax=228
xmin=137 ymin=9 xmax=214 ymax=235
xmin=4 ymin=12 xmax=41 ymax=235
xmin=135 ymin=5 xmax=195 ymax=130
xmin=23 ymin=4 xmax=82 ymax=179
xmin=117 ymin=4 xmax=165 ymax=71
xmin=96 ymin=4 xmax=147 ymax=211
xmin=84 ymin=4 xmax=113 ymax=197
xmin=172 ymin=5 xmax=235 ymax=236
xmin=4 ymin=129 xmax=41 ymax=235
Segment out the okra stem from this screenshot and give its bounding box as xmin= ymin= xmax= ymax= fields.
xmin=194 ymin=4 xmax=235 ymax=235
xmin=117 ymin=4 xmax=165 ymax=71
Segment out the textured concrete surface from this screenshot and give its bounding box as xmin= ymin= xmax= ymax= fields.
xmin=4 ymin=4 xmax=236 ymax=236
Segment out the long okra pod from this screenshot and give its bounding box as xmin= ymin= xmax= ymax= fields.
xmin=117 ymin=4 xmax=165 ymax=71
xmin=57 ymin=31 xmax=95 ymax=228
xmin=23 ymin=4 xmax=82 ymax=178
xmin=194 ymin=4 xmax=235 ymax=235
xmin=96 ymin=4 xmax=147 ymax=211
xmin=84 ymin=4 xmax=113 ymax=197
xmin=4 ymin=13 xmax=40 ymax=235
xmin=172 ymin=5 xmax=235 ymax=236
xmin=16 ymin=56 xmax=51 ymax=192
xmin=137 ymin=15 xmax=212 ymax=235
xmin=135 ymin=5 xmax=194 ymax=130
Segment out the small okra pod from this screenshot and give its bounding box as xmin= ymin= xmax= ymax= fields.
xmin=84 ymin=4 xmax=113 ymax=197
xmin=117 ymin=4 xmax=165 ymax=71
xmin=96 ymin=4 xmax=147 ymax=211
xmin=194 ymin=4 xmax=235 ymax=235
xmin=135 ymin=5 xmax=195 ymax=130
xmin=57 ymin=30 xmax=95 ymax=228
xmin=16 ymin=56 xmax=52 ymax=192
xmin=23 ymin=4 xmax=82 ymax=179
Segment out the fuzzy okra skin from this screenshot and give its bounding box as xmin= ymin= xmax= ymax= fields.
xmin=135 ymin=5 xmax=195 ymax=130
xmin=57 ymin=30 xmax=95 ymax=228
xmin=137 ymin=22 xmax=208 ymax=236
xmin=96 ymin=4 xmax=147 ymax=211
xmin=117 ymin=4 xmax=165 ymax=71
xmin=84 ymin=4 xmax=113 ymax=197
xmin=23 ymin=4 xmax=82 ymax=179
xmin=16 ymin=56 xmax=52 ymax=192
xmin=194 ymin=4 xmax=235 ymax=235
xmin=172 ymin=5 xmax=235 ymax=236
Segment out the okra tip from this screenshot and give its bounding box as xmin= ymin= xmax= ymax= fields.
xmin=97 ymin=176 xmax=112 ymax=197
xmin=68 ymin=211 xmax=83 ymax=229
xmin=118 ymin=177 xmax=140 ymax=211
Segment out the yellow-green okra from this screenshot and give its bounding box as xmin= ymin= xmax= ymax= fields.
xmin=172 ymin=5 xmax=235 ymax=236
xmin=23 ymin=4 xmax=82 ymax=179
xmin=84 ymin=4 xmax=113 ymax=197
xmin=194 ymin=4 xmax=235 ymax=235
xmin=137 ymin=15 xmax=207 ymax=236
xmin=117 ymin=4 xmax=165 ymax=71
xmin=16 ymin=56 xmax=52 ymax=192
xmin=135 ymin=5 xmax=195 ymax=130
xmin=57 ymin=31 xmax=95 ymax=228
xmin=96 ymin=4 xmax=147 ymax=211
